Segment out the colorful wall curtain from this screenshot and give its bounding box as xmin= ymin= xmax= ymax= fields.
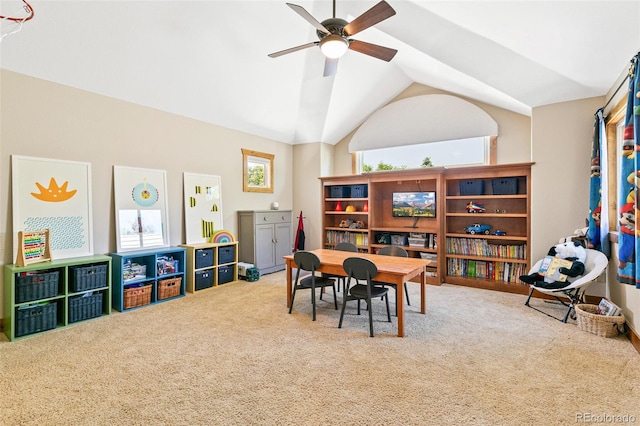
xmin=588 ymin=108 xmax=610 ymax=258
xmin=617 ymin=54 xmax=640 ymax=288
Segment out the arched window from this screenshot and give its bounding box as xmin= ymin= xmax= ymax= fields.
xmin=349 ymin=94 xmax=498 ymax=172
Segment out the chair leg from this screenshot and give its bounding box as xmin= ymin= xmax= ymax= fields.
xmin=561 ymin=304 xmax=572 ymax=323
xmin=385 ymin=294 xmax=391 ymax=322
xmin=524 ymin=286 xmax=535 ymax=306
xmin=288 ymin=287 xmax=297 ymax=314
xmin=312 ymin=287 xmax=317 ymax=321
xmin=562 ymin=289 xmax=582 ymax=323
xmin=332 ymin=284 xmax=338 ymax=310
xmin=338 ymin=298 xmax=348 ymax=329
xmin=404 ymin=282 xmax=411 ymax=305
xmin=367 ymin=295 xmax=374 ymax=337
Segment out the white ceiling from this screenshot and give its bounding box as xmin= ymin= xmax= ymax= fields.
xmin=1 ymin=1 xmax=639 ymax=145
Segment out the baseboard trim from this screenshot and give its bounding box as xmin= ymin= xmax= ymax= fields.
xmin=627 ymin=324 xmax=640 ymax=354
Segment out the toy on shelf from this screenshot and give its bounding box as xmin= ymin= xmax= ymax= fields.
xmin=466 ymin=201 xmax=485 ymax=213
xmin=15 ymin=229 xmax=52 ymax=267
xmin=464 ymin=223 xmax=492 ymax=235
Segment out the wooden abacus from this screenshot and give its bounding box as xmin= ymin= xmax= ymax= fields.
xmin=16 ymin=229 xmax=52 ymax=267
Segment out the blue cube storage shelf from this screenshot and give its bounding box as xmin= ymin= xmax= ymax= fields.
xmin=110 ymin=247 xmax=186 ymax=312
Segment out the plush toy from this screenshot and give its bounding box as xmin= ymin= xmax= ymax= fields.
xmin=519 ymin=241 xmax=587 ymax=290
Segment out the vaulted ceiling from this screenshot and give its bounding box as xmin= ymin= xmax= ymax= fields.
xmin=1 ymin=1 xmax=638 ymax=145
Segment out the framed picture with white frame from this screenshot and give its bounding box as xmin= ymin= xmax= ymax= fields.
xmin=113 ymin=165 xmax=170 ymax=252
xmin=11 ymin=155 xmax=94 ymax=261
xmin=183 ymin=172 xmax=224 ymax=244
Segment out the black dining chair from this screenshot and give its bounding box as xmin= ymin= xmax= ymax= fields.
xmin=339 ymin=257 xmax=391 ymax=337
xmin=289 ymin=251 xmax=338 ymax=321
xmin=324 ymin=242 xmax=358 ymax=292
xmin=376 ymin=246 xmax=411 ymax=314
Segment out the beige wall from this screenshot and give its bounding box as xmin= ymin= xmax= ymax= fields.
xmin=292 ymin=142 xmax=324 ymax=252
xmin=530 ymin=97 xmax=604 ymax=261
xmin=0 ymin=70 xmax=293 ymax=317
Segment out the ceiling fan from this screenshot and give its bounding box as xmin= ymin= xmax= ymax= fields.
xmin=268 ymin=0 xmax=397 ymax=77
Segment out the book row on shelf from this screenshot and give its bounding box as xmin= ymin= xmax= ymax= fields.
xmin=325 ymin=230 xmax=369 ymax=246
xmin=447 ymin=258 xmax=528 ymax=283
xmin=446 ymin=237 xmax=527 ymax=260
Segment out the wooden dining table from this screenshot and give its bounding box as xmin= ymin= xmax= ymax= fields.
xmin=283 ymin=248 xmax=431 ymax=337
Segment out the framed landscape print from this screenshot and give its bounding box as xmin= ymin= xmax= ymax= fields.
xmin=12 ymin=155 xmax=94 ymax=260
xmin=183 ymin=172 xmax=223 ymax=244
xmin=113 ymin=166 xmax=170 ymax=252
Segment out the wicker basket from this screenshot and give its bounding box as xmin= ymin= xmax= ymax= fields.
xmin=575 ymin=304 xmax=626 ymax=338
xmin=158 ymin=277 xmax=181 ymax=300
xmin=123 ymin=284 xmax=152 ymax=309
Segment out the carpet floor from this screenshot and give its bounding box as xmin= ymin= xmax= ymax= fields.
xmin=1 ymin=271 xmax=638 ymax=425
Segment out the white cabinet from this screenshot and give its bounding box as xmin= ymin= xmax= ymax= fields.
xmin=238 ymin=210 xmax=292 ymax=275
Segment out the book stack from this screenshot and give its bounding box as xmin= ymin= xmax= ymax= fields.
xmin=596 ymin=298 xmax=622 ymax=316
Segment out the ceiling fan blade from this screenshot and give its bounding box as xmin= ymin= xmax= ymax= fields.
xmin=348 ymin=39 xmax=397 ymax=62
xmin=286 ymin=3 xmax=330 ymax=35
xmin=323 ymin=58 xmax=339 ymax=77
xmin=268 ymin=41 xmax=318 ymax=58
xmin=343 ymin=0 xmax=396 ymax=36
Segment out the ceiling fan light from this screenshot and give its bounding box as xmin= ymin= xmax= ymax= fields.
xmin=320 ymin=34 xmax=349 ymax=59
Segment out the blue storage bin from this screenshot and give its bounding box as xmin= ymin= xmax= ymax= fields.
xmin=330 ymin=186 xmax=351 ymax=198
xmin=218 ymin=266 xmax=235 ymax=285
xmin=459 ymin=180 xmax=485 ymax=196
xmin=351 ymin=184 xmax=368 ymax=198
xmin=491 ymin=177 xmax=518 ymax=195
xmin=218 ymin=245 xmax=236 ymax=265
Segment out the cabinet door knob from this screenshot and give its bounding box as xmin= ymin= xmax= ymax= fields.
xmin=263 ymin=216 xmax=268 ymax=221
